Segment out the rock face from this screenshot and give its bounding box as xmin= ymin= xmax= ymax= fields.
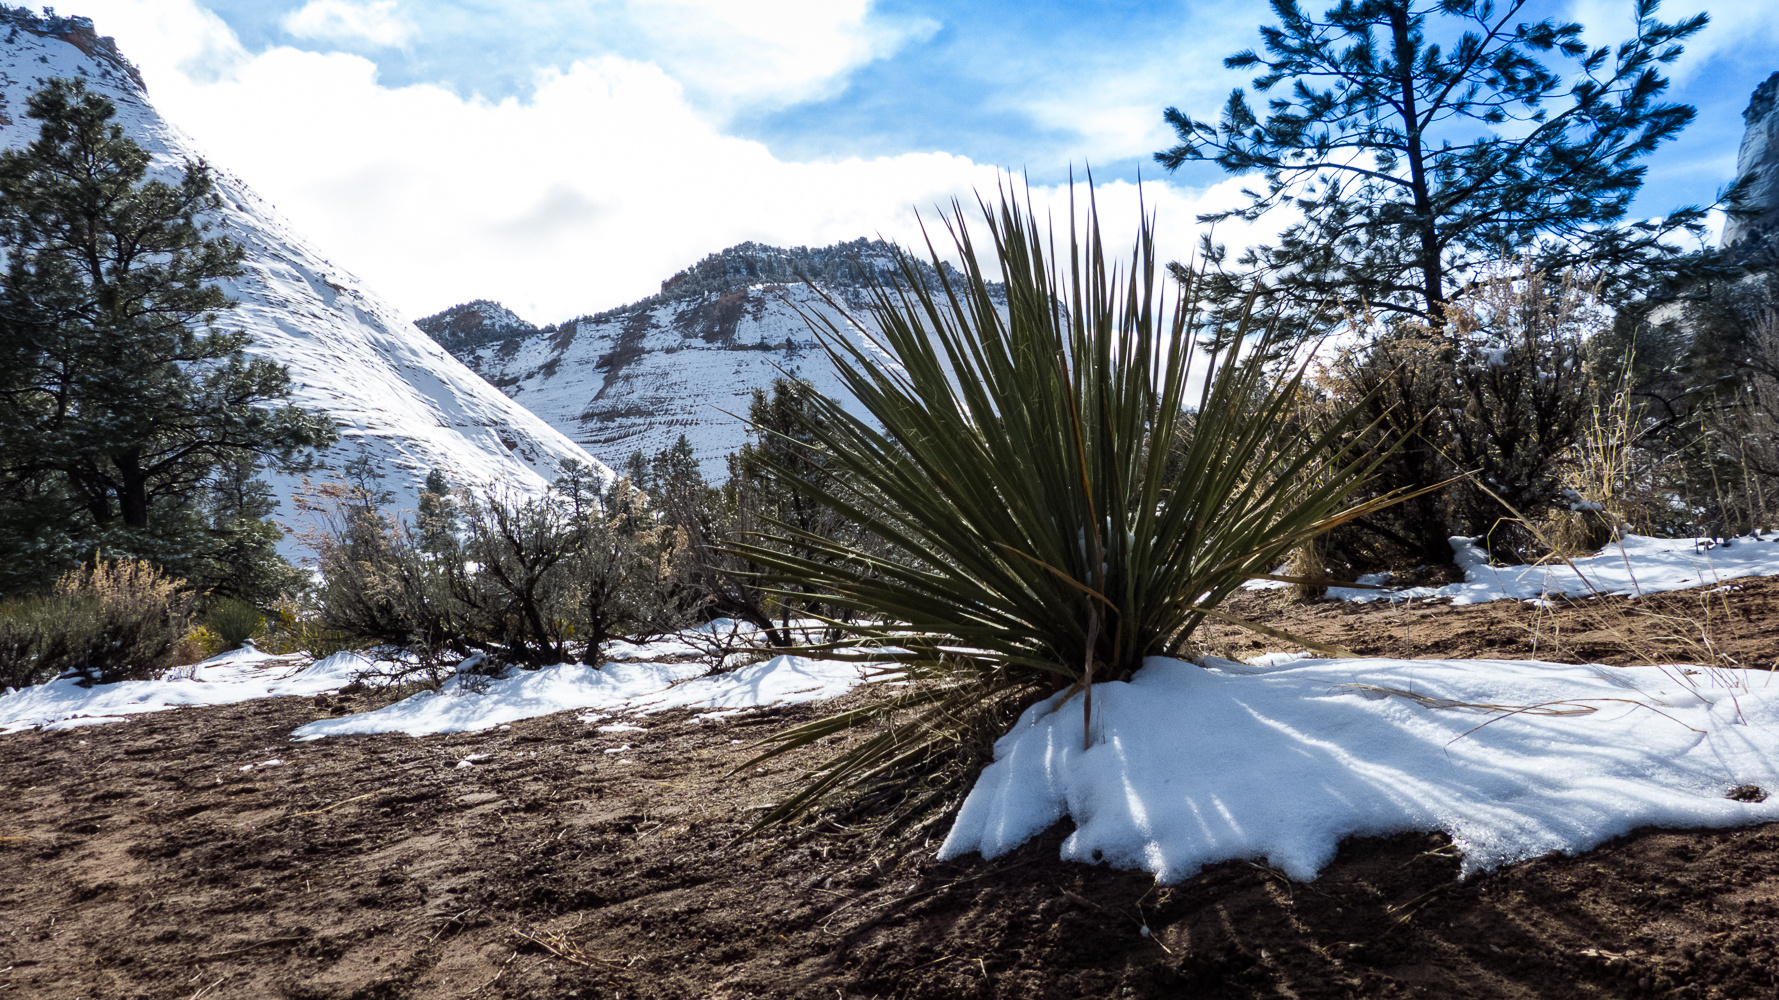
xmin=432 ymin=241 xmax=995 ymax=478
xmin=1724 ymin=71 xmax=1779 ymax=249
xmin=415 ymin=300 xmax=539 ymax=352
xmin=0 ymin=11 xmax=607 ymax=554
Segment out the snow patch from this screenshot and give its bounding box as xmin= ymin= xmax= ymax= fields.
xmin=941 ymin=656 xmax=1779 ymax=883
xmin=1325 ymin=534 xmax=1779 ymax=604
xmin=291 ymin=654 xmax=874 ymax=739
xmin=0 ymin=648 xmax=375 ymax=734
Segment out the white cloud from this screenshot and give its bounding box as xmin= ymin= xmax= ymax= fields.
xmin=282 ymin=0 xmax=414 ymax=49
xmin=1566 ymin=0 xmax=1779 ymax=85
xmin=622 ymin=0 xmax=938 ymax=112
xmin=74 ymin=0 xmax=1258 ymax=325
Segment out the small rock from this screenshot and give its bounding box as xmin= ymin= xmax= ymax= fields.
xmin=1727 ymin=784 xmax=1769 ymax=803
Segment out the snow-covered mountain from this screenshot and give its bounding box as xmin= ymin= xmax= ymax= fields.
xmin=434 ymin=239 xmax=989 ymax=478
xmin=0 ymin=12 xmax=606 ymax=550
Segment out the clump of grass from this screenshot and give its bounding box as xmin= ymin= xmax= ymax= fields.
xmin=204 ymin=597 xmax=265 ymax=651
xmin=732 ymin=185 xmax=1410 ymax=834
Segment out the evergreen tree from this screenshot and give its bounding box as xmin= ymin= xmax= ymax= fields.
xmin=648 ymin=434 xmax=710 ymax=531
xmin=0 ymin=78 xmax=335 ymax=593
xmin=416 ymin=467 xmax=458 ymax=555
xmin=551 ymin=458 xmax=601 ymax=519
xmin=196 ymin=451 xmax=303 ymax=605
xmin=732 ymin=378 xmax=858 ymax=630
xmin=1156 ymin=0 xmax=1708 ymax=330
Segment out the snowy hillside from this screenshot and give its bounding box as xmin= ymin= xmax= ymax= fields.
xmin=0 ymin=12 xmax=606 ymax=551
xmin=435 ymin=239 xmax=993 ymax=478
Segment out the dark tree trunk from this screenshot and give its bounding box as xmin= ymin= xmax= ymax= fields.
xmin=116 ymin=450 xmax=149 ymax=529
xmin=1389 ymin=2 xmax=1446 ymax=327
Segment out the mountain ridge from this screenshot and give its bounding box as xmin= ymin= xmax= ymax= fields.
xmin=418 ymin=237 xmax=1001 ymax=477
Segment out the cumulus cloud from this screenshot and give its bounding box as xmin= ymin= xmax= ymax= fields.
xmin=74 ymin=0 xmax=1261 ymax=325
xmin=281 ymin=0 xmax=415 ymax=49
xmin=624 ymin=0 xmax=939 ymax=112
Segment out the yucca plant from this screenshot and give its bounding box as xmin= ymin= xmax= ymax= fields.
xmin=733 ymin=185 xmax=1408 ymax=833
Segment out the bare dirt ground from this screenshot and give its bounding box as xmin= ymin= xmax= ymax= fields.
xmin=6 ymin=580 xmax=1779 ymax=999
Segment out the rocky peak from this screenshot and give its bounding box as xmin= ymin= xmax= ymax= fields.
xmin=1723 ymin=71 xmax=1779 ymax=250
xmin=0 ymin=7 xmax=143 ymax=93
xmin=563 ymin=237 xmax=976 ymax=330
xmin=415 ymin=299 xmax=539 ymax=351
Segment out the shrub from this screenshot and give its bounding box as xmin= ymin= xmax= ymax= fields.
xmin=306 ymin=477 xmax=701 ymax=670
xmin=1316 ymin=267 xmax=1605 ymax=568
xmin=203 ymin=597 xmax=265 ymax=650
xmin=251 ymin=594 xmax=361 ymax=658
xmin=0 ymin=559 xmax=194 ymax=689
xmin=181 ymin=624 xmax=228 ymax=662
xmin=732 ymin=188 xmax=1400 ymax=830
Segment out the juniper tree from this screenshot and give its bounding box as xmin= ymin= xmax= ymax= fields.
xmin=195 ymin=451 xmax=305 ymax=605
xmin=1156 ymin=0 xmax=1709 ymax=330
xmin=0 ymin=78 xmax=335 ymax=592
xmin=732 ymin=377 xmax=864 ymax=629
xmin=551 ymin=458 xmax=601 ymax=519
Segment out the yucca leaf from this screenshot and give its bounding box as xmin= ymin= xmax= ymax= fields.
xmin=727 ymin=182 xmax=1414 ymax=831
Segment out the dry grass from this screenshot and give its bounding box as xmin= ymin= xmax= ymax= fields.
xmin=0 ymin=559 xmax=194 ymax=688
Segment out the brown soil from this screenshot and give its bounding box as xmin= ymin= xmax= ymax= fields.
xmin=5 ymin=582 xmax=1779 ymax=999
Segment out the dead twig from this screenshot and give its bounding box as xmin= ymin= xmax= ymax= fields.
xmin=1451 ymin=697 xmax=1704 ymax=744
xmin=189 ymin=936 xmax=310 ymax=962
xmin=1060 ymin=889 xmax=1105 ymax=913
xmin=288 ymin=787 xmax=396 ymax=819
xmin=510 ymin=928 xmax=625 ymax=969
xmin=458 ymin=950 xmax=518 ymax=998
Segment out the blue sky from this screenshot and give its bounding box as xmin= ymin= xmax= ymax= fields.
xmin=73 ymin=0 xmax=1779 ymax=322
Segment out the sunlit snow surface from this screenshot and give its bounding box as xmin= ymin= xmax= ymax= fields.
xmin=942 ymin=655 xmax=1779 ymax=882
xmin=1246 ymin=534 xmax=1779 ymax=604
xmin=0 ymin=623 xmax=874 ymax=738
xmin=0 ymin=647 xmax=373 ymax=734
xmin=290 ymin=653 xmax=873 ymax=740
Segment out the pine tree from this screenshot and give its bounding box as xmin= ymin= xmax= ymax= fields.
xmin=0 ymin=78 xmax=335 ymax=593
xmin=1156 ymin=0 xmax=1709 ymax=330
xmin=196 ymin=451 xmax=303 ymax=605
xmin=732 ymin=378 xmax=858 ymax=631
xmin=416 ymin=467 xmax=459 ymax=556
xmin=551 ymin=459 xmax=601 ymax=519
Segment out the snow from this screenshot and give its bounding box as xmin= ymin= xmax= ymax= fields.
xmin=941 ymin=655 xmax=1779 ymax=883
xmin=0 ymin=617 xmax=874 ymax=739
xmin=291 ymin=653 xmax=875 ymax=740
xmin=458 ymin=283 xmax=898 ymax=479
xmin=0 ymin=19 xmax=609 ymax=560
xmin=600 ymin=619 xmax=832 ymax=661
xmin=0 ymin=648 xmax=376 ymax=735
xmin=1321 ymin=534 xmax=1779 ymax=604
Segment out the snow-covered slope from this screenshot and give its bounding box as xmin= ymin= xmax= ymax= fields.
xmin=0 ymin=12 xmax=606 ymax=549
xmin=437 ymin=240 xmax=987 ymax=478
